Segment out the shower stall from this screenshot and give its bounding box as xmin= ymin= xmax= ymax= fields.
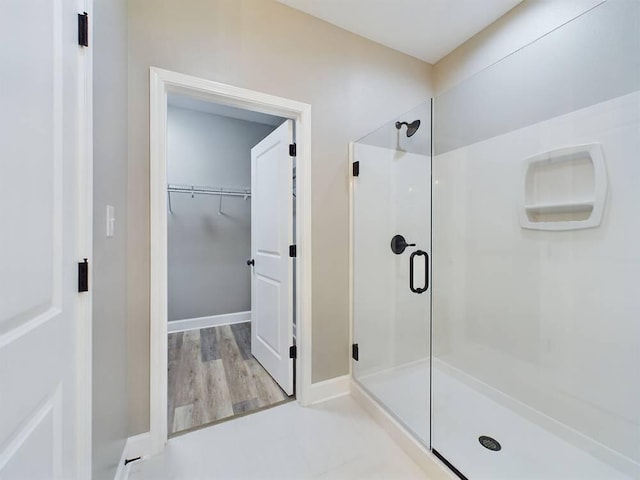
xmin=351 ymin=2 xmax=640 ymax=479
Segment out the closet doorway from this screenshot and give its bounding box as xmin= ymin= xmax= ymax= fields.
xmin=150 ymin=69 xmax=312 ymax=450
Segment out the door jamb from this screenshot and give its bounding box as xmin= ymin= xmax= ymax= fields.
xmin=149 ymin=67 xmax=313 ymax=455
xmin=77 ymin=0 xmax=94 ymax=477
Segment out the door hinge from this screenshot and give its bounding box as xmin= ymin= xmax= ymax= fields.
xmin=78 ymin=12 xmax=89 ymax=47
xmin=352 ymin=343 xmax=359 ymax=361
xmin=289 ymin=345 xmax=297 ymax=359
xmin=289 ymin=143 xmax=297 ymax=157
xmin=78 ymin=258 xmax=89 ymax=292
xmin=352 ymin=161 xmax=360 ymax=177
xmin=289 ymin=245 xmax=297 ymax=257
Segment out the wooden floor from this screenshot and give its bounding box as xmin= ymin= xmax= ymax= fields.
xmin=168 ymin=322 xmax=291 ymax=436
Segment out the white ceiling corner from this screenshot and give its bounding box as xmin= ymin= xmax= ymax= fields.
xmin=276 ymin=0 xmax=523 ymax=64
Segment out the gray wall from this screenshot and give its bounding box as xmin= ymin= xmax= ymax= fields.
xmin=167 ymin=107 xmax=276 ymax=321
xmin=357 ymin=101 xmax=432 ymax=155
xmin=92 ymin=0 xmax=129 ymax=478
xmin=434 ymin=0 xmax=603 ymax=93
xmin=127 ymin=0 xmax=432 ymax=434
xmin=434 ymin=0 xmax=640 ymax=155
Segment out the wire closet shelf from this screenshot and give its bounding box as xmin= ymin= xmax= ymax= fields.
xmin=167 ymin=183 xmax=251 ymax=215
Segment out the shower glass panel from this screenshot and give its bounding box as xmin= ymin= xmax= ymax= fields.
xmin=352 ymin=102 xmax=432 ymax=445
xmin=432 ymin=1 xmax=640 ymax=479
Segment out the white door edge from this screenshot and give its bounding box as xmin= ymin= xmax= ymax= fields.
xmin=250 ymin=119 xmax=295 ymax=395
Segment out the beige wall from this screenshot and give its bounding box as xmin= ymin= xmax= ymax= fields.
xmin=92 ymin=0 xmax=129 ymax=477
xmin=127 ymin=0 xmax=432 ymax=434
xmin=434 ymin=0 xmax=603 ymax=94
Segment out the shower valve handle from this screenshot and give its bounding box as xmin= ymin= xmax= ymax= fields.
xmin=390 ymin=234 xmax=415 ymax=255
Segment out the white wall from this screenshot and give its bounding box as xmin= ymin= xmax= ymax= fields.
xmin=92 ymin=0 xmax=129 ymax=478
xmin=433 ymin=90 xmax=640 ymax=474
xmin=431 ymin=1 xmax=640 ymax=472
xmin=167 ymin=107 xmax=276 ymax=321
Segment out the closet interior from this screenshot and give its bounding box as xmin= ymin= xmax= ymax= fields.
xmin=166 ymin=94 xmax=295 ymax=436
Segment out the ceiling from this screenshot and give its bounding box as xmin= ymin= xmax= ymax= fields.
xmin=168 ymin=94 xmax=285 ymax=126
xmin=276 ymin=0 xmax=522 ymax=64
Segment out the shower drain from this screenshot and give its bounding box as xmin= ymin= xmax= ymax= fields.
xmin=479 ymin=435 xmax=502 ymax=451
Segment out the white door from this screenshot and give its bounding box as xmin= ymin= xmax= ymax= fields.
xmin=0 ymin=1 xmax=90 ymax=479
xmin=250 ymin=120 xmax=294 ymax=395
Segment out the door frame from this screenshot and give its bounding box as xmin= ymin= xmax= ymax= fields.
xmin=149 ymin=67 xmax=313 ymax=454
xmin=77 ymin=1 xmax=94 ymax=477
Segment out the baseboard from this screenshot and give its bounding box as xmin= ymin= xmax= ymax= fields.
xmin=113 ymin=442 xmax=129 ymax=480
xmin=113 ymin=432 xmax=152 ymax=480
xmin=167 ymin=311 xmax=251 ymax=333
xmin=126 ymin=431 xmax=152 ymax=459
xmin=350 ymin=380 xmax=456 ymax=480
xmin=307 ymin=374 xmax=350 ymax=405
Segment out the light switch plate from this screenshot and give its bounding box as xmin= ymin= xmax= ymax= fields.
xmin=106 ymin=205 xmax=115 ymax=237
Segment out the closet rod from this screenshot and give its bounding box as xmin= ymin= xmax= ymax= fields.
xmin=167 ymin=184 xmax=251 ymax=215
xmin=167 ymin=184 xmax=251 ymax=198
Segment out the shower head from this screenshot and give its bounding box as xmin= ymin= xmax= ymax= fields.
xmin=396 ymin=120 xmax=420 ymax=137
xmin=395 ymin=120 xmax=421 ymax=138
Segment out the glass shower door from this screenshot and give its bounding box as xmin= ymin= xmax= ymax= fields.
xmin=431 ymin=2 xmax=640 ymax=478
xmin=352 ymin=103 xmax=431 ymax=445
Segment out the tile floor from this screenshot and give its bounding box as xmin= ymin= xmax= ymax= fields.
xmin=129 ymin=395 xmax=429 ymax=479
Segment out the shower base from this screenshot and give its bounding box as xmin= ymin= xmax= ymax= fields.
xmin=432 ymin=361 xmax=636 ymax=479
xmin=357 ymin=359 xmax=431 ymax=446
xmin=357 ymin=360 xmax=636 ymax=479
